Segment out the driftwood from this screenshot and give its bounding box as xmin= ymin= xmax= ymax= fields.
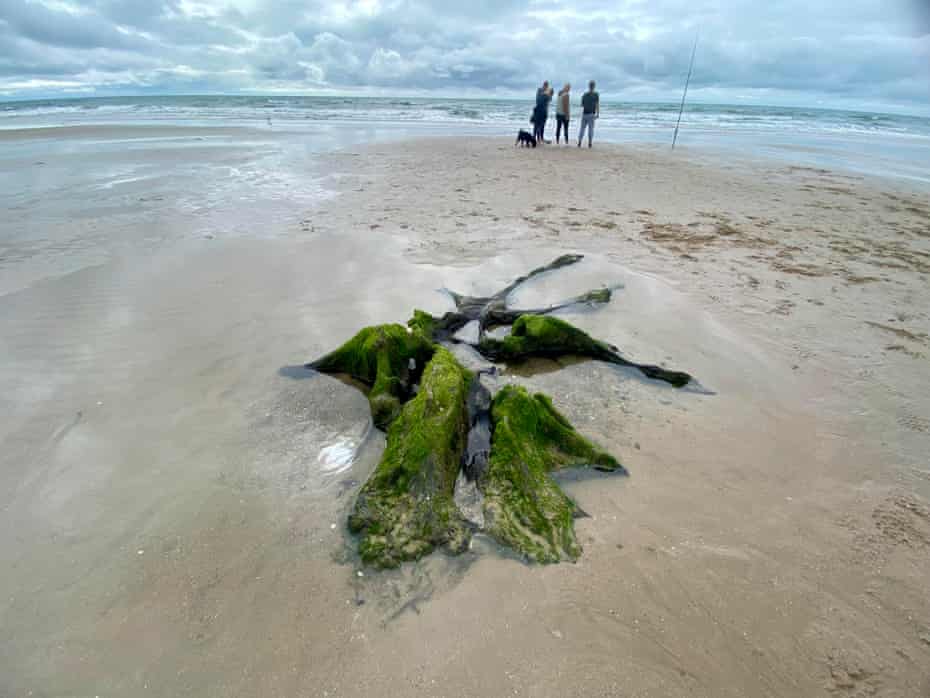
xmin=305 ymin=255 xmax=694 ymax=568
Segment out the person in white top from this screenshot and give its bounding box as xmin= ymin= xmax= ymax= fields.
xmin=555 ymin=84 xmax=571 ymax=145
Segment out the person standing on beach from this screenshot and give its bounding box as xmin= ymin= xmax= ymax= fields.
xmin=578 ymin=80 xmax=600 ymax=148
xmin=555 ymin=83 xmax=571 ymax=144
xmin=533 ymin=81 xmax=553 ymax=144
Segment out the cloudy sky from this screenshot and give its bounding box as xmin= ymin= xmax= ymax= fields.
xmin=1 ymin=0 xmax=928 ymax=112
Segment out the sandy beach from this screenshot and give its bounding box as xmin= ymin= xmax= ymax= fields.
xmin=2 ymin=136 xmax=929 ymax=697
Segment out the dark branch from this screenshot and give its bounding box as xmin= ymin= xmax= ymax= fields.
xmin=493 ymin=253 xmax=584 ymax=301
xmin=441 ymin=254 xmax=586 ymax=322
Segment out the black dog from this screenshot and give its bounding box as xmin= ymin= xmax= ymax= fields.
xmin=515 ymin=130 xmax=537 ymax=148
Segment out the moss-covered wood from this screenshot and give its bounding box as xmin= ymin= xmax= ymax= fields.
xmin=302 ymin=255 xmax=696 ymax=569
xmin=307 ymin=323 xmax=436 ymax=429
xmin=479 ymin=315 xmax=692 ymax=387
xmin=347 ymin=347 xmax=472 ymax=568
xmin=480 ymin=385 xmax=623 ymax=563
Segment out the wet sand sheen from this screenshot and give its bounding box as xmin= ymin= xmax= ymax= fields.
xmin=2 ymin=138 xmax=929 ymax=697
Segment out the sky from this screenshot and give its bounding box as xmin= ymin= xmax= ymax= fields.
xmin=0 ymin=0 xmax=928 ymax=113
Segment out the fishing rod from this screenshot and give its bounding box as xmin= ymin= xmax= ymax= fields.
xmin=672 ymin=34 xmax=699 ymax=150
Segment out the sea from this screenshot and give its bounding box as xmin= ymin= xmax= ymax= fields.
xmin=2 ymin=95 xmax=929 ymax=183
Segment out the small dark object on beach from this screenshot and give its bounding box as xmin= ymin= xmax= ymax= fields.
xmin=516 ymin=130 xmax=537 ymax=148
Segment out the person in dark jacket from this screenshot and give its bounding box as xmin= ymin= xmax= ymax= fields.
xmin=532 ymin=81 xmax=553 ymax=144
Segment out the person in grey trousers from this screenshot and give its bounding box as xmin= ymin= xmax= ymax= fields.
xmin=578 ymin=80 xmax=600 ymax=148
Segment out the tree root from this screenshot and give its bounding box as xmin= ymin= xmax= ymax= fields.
xmin=481 ymin=385 xmax=624 ymax=563
xmin=306 ymin=323 xmax=435 ymax=430
xmin=347 ymin=347 xmax=472 ymax=567
xmin=436 ymin=253 xmax=613 ymax=341
xmin=478 ymin=314 xmax=692 ymax=388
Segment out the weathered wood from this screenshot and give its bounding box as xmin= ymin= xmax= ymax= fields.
xmin=437 ymin=254 xmax=611 ymax=340
xmin=462 ymin=369 xmax=493 ymax=481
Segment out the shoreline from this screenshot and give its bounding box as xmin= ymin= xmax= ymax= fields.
xmin=2 ymin=98 xmax=929 ymax=186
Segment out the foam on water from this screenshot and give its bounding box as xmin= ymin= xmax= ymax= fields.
xmin=2 ymin=95 xmax=928 ymax=140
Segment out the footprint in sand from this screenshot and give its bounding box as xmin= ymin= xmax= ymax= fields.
xmin=898 ymin=414 xmax=930 ymax=434
xmin=825 ymin=650 xmax=882 ymax=696
xmin=885 ymin=344 xmax=925 ymax=359
xmin=872 ymin=493 xmax=930 ymax=548
xmin=771 ymin=299 xmax=796 ymax=316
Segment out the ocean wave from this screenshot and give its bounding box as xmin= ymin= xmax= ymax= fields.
xmin=1 ymin=96 xmax=927 ymax=140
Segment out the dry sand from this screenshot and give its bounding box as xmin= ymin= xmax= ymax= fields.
xmin=2 ymin=137 xmax=929 ymax=697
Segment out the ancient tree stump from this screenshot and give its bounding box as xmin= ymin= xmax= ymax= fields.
xmin=305 ymin=255 xmax=694 ymax=567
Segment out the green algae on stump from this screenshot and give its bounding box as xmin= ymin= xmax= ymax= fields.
xmin=307 ymin=323 xmax=436 ymax=429
xmin=479 ymin=314 xmax=692 ymax=388
xmin=480 ymin=385 xmax=623 ymax=564
xmin=348 ymin=347 xmax=472 ymax=568
xmin=406 ymin=309 xmax=466 ymax=343
xmin=407 ymin=310 xmax=438 ymax=338
xmin=479 ymin=315 xmax=617 ymax=361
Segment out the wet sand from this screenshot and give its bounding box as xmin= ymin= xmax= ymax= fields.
xmin=2 ymin=137 xmax=929 ymax=697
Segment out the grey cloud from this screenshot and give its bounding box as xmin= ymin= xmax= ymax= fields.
xmin=88 ymin=0 xmax=179 ymax=26
xmin=0 ymin=0 xmax=926 ymax=111
xmin=0 ymin=0 xmax=143 ymax=50
xmin=303 ymin=31 xmax=363 ymax=83
xmin=914 ymin=0 xmax=930 ymax=32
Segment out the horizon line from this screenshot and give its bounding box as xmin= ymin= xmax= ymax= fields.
xmin=1 ymin=92 xmax=929 ymax=119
